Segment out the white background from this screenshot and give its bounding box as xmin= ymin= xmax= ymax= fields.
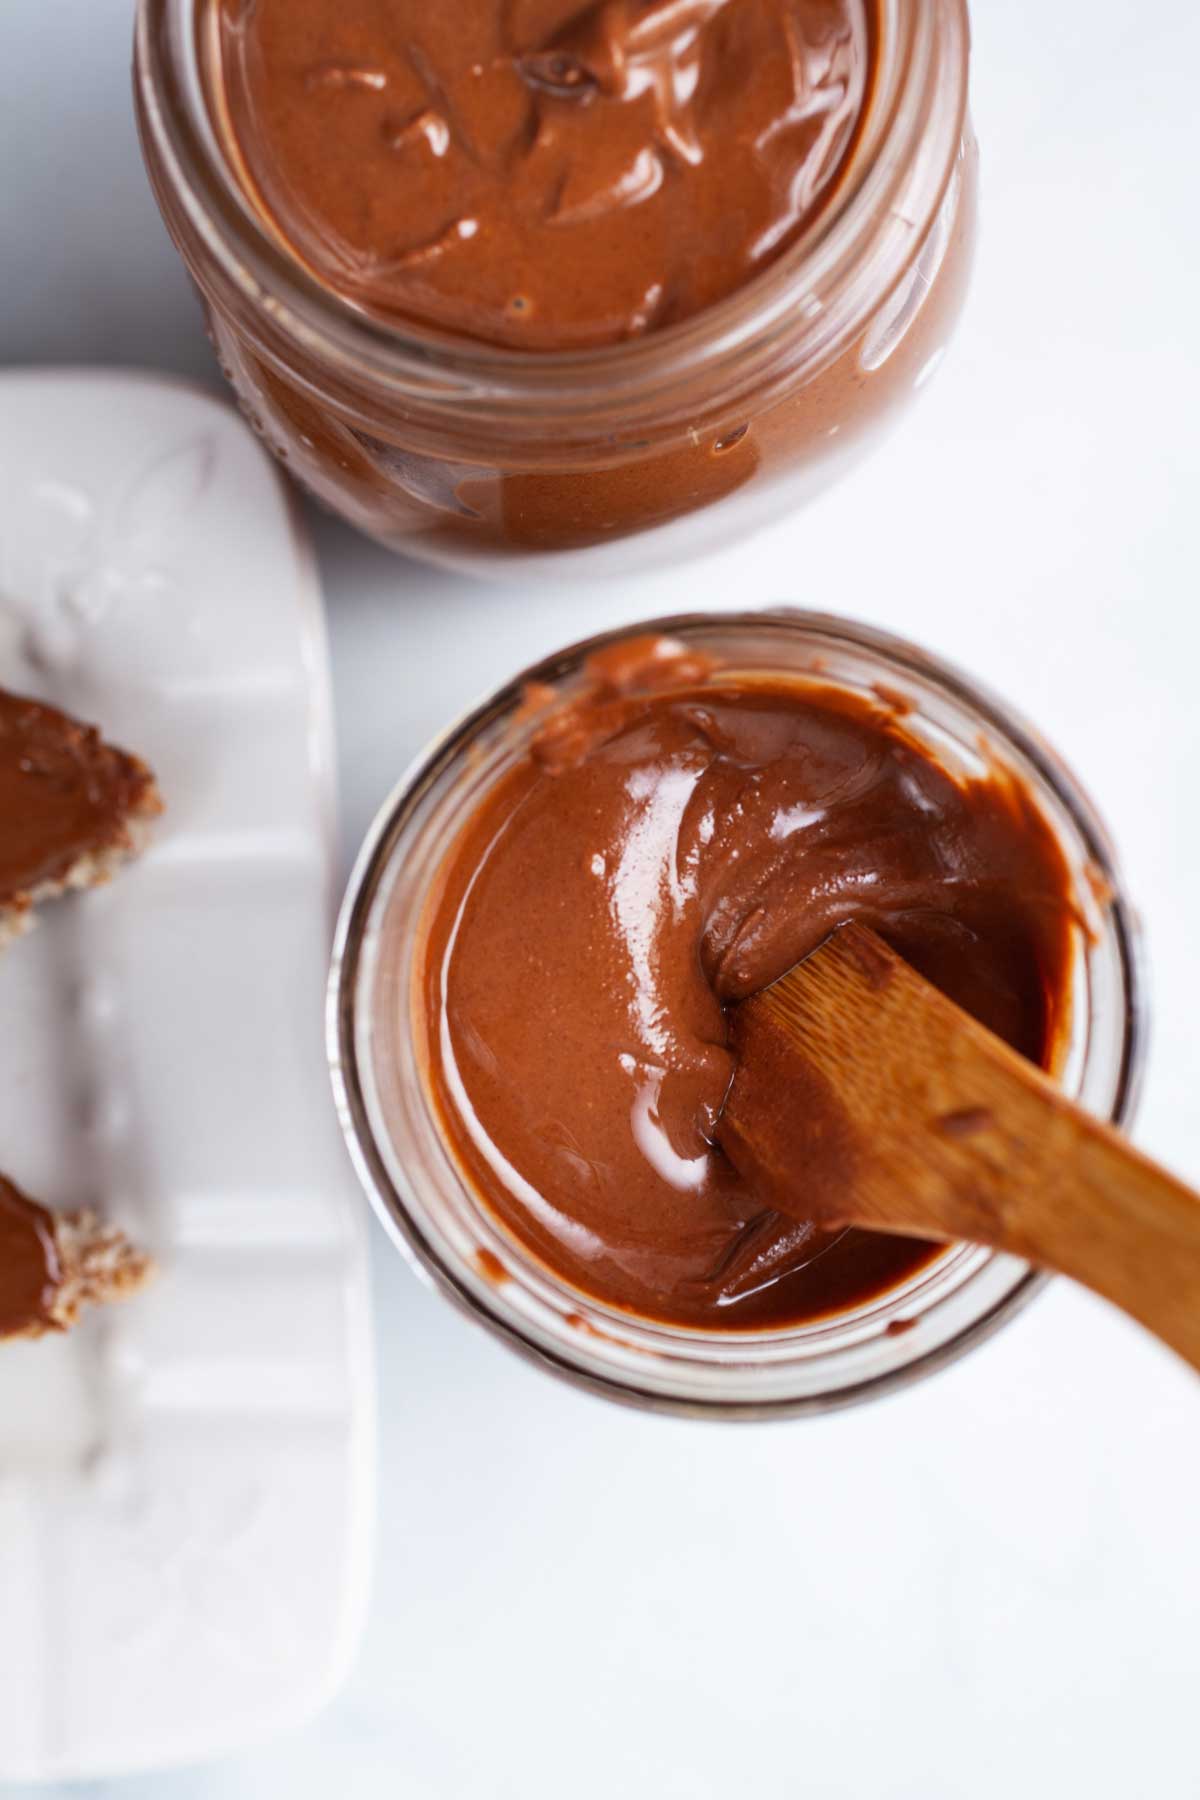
xmin=2 ymin=2 xmax=1199 ymax=1796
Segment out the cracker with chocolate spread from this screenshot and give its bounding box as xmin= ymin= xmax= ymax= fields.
xmin=0 ymin=688 xmax=162 ymax=946
xmin=0 ymin=688 xmax=161 ymax=1338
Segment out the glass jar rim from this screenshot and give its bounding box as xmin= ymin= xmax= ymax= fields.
xmin=135 ymin=0 xmax=970 ymax=435
xmin=328 ymin=608 xmax=1147 ymax=1420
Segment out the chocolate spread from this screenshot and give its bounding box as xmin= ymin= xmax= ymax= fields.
xmin=217 ymin=0 xmax=874 ymax=348
xmin=0 ymin=1176 xmax=62 ymax=1339
xmin=0 ymin=690 xmax=159 ymax=910
xmin=417 ymin=640 xmax=1076 ymax=1330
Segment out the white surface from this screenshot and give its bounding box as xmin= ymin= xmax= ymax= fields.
xmin=0 ymin=375 xmax=373 ymax=1782
xmin=2 ymin=2 xmax=1199 ymax=1798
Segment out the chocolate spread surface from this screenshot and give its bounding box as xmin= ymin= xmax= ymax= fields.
xmin=215 ymin=0 xmax=875 ymax=347
xmin=0 ymin=1175 xmax=63 ymax=1339
xmin=417 ymin=640 xmax=1076 ymax=1330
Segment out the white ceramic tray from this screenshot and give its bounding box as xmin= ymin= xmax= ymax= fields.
xmin=0 ymin=371 xmax=374 ymax=1783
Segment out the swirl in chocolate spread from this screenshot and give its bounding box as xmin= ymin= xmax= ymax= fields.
xmin=417 ymin=640 xmax=1076 ymax=1330
xmin=215 ymin=0 xmax=875 ymax=347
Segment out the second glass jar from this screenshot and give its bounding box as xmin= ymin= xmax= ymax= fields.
xmin=328 ymin=611 xmax=1143 ymax=1417
xmin=135 ymin=0 xmax=975 ymax=573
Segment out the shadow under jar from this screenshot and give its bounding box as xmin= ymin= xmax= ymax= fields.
xmin=328 ymin=612 xmax=1144 ymax=1417
xmin=135 ymin=0 xmax=976 ymax=575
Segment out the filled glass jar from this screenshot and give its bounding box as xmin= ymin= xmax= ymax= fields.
xmin=135 ymin=0 xmax=976 ymax=574
xmin=328 ymin=611 xmax=1144 ymax=1417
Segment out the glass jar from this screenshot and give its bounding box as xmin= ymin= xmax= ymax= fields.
xmin=328 ymin=611 xmax=1145 ymax=1418
xmin=135 ymin=1 xmax=976 ymax=576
